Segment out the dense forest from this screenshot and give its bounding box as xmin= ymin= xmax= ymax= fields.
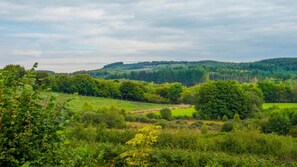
xmin=70 ymin=58 xmax=297 ymax=86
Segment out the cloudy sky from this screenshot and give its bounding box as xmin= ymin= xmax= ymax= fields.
xmin=0 ymin=0 xmax=297 ymax=72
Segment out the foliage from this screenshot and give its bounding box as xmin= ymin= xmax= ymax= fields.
xmin=233 ymin=114 xmax=241 ymax=122
xmin=120 ymin=81 xmax=145 ymax=101
xmin=196 ymin=80 xmax=251 ymax=119
xmin=289 ymin=126 xmax=297 ymax=138
xmin=155 ymin=120 xmax=171 ymax=129
xmin=0 ymin=64 xmax=67 ymax=166
xmin=160 ymin=108 xmax=172 ymax=120
xmin=167 ymin=82 xmax=183 ymax=104
xmin=201 ymin=124 xmax=208 ymax=134
xmin=149 ymin=149 xmax=295 ymax=167
xmin=266 ymin=109 xmax=297 ymax=135
xmin=190 ymin=121 xmax=204 ymax=128
xmin=146 ymin=112 xmax=161 ymax=119
xmin=102 ymin=58 xmax=297 ymax=86
xmin=222 ymin=115 xmax=228 ymax=121
xmin=120 ymin=125 xmax=161 ymax=166
xmin=180 ymin=85 xmax=200 ymax=104
xmin=221 ymin=122 xmax=234 ymax=132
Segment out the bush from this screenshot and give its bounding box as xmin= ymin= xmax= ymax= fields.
xmin=0 ymin=64 xmax=66 ymax=166
xmin=146 ymin=112 xmax=161 ymax=119
xmin=233 ymin=114 xmax=241 ymax=122
xmin=267 ymin=112 xmax=291 ymax=135
xmin=125 ymin=114 xmax=137 ymax=122
xmin=160 ymin=108 xmax=172 ymax=120
xmin=259 ymin=118 xmax=270 ymax=133
xmin=80 ymin=112 xmax=101 ymax=124
xmin=221 ymin=122 xmax=234 ymax=132
xmin=289 ymin=126 xmax=297 ymax=138
xmin=135 ymin=115 xmax=156 ymax=123
xmin=201 ymin=124 xmax=208 ymax=134
xmin=192 ymin=111 xmax=201 ymax=119
xmin=175 ymin=120 xmax=188 ymax=125
xmin=148 ymin=149 xmax=289 ymax=167
xmin=155 ymin=120 xmax=171 ymax=129
xmin=190 ymin=121 xmax=204 ymax=128
xmin=77 ymin=107 xmax=127 ymax=129
xmin=196 ymin=81 xmax=252 ymax=119
xmin=222 ymin=115 xmax=228 ymax=121
xmin=217 ymin=115 xmax=222 ymax=120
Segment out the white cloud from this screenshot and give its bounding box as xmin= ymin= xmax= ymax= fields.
xmin=0 ymin=0 xmax=297 ymax=72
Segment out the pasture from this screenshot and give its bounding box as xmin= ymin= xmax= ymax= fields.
xmin=54 ymin=93 xmax=175 ymax=112
xmin=53 ymin=92 xmax=297 ymax=116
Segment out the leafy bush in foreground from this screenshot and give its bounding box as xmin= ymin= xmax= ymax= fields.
xmin=0 ymin=64 xmax=67 ymax=166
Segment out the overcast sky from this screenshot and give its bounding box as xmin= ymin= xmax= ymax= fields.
xmin=0 ymin=0 xmax=297 ymax=72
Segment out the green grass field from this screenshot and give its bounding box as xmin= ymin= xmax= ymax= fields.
xmin=52 ymin=92 xmax=297 ymax=115
xmin=169 ymin=103 xmax=297 ymax=117
xmin=54 ymin=93 xmax=174 ymax=112
xmin=262 ymin=103 xmax=297 ymax=109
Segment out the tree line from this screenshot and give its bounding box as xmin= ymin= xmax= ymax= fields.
xmin=73 ymin=58 xmax=297 ymax=86
xmin=2 ymin=64 xmax=297 ymax=105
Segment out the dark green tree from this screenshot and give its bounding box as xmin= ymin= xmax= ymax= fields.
xmin=120 ymin=81 xmax=145 ymax=101
xmin=195 ymin=81 xmax=250 ymax=119
xmin=268 ymin=112 xmax=291 ymax=135
xmin=160 ymin=108 xmax=172 ymax=120
xmin=167 ymin=82 xmax=183 ymax=104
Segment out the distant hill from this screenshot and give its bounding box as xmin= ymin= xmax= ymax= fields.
xmin=70 ymin=57 xmax=297 ymax=86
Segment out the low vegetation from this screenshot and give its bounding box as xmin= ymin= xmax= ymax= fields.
xmin=1 ymin=64 xmax=297 ymax=166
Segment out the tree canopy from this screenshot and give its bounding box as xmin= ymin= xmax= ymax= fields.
xmin=195 ymin=81 xmax=254 ymax=119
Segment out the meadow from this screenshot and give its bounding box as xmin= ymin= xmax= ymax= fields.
xmin=54 ymin=92 xmax=297 ymax=116
xmin=159 ymin=103 xmax=297 ymax=117
xmin=54 ymin=93 xmax=175 ymax=112
xmin=262 ymin=103 xmax=297 ymax=109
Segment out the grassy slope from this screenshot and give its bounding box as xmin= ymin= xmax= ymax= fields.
xmin=170 ymin=103 xmax=297 ymax=117
xmin=262 ymin=103 xmax=297 ymax=109
xmin=53 ymin=92 xmax=297 ymax=114
xmin=55 ymin=93 xmax=174 ymax=112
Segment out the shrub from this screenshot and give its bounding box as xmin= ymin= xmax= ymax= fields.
xmin=155 ymin=120 xmax=171 ymax=129
xmin=201 ymin=124 xmax=208 ymax=134
xmin=120 ymin=125 xmax=161 ymax=166
xmin=125 ymin=114 xmax=137 ymax=122
xmin=148 ymin=149 xmax=287 ymax=167
xmin=222 ymin=115 xmax=228 ymax=121
xmin=259 ymin=118 xmax=270 ymax=133
xmin=146 ymin=112 xmax=161 ymax=119
xmin=135 ymin=115 xmax=156 ymax=123
xmin=175 ymin=120 xmax=187 ymax=125
xmin=156 ymin=130 xmax=199 ymax=149
xmin=80 ymin=111 xmax=100 ymax=124
xmin=217 ymin=115 xmax=222 ymax=120
xmin=233 ymin=114 xmax=241 ymax=122
xmin=95 ymin=107 xmax=126 ymax=128
xmin=190 ymin=121 xmax=204 ymax=128
xmin=192 ymin=111 xmax=201 ymax=119
xmin=267 ymin=112 xmax=291 ymax=135
xmin=289 ymin=126 xmax=297 ymax=138
xmin=96 ymin=128 xmax=135 ymax=144
xmin=0 ymin=64 xmax=67 ymax=166
xmin=160 ymin=108 xmax=172 ymax=120
xmin=221 ymin=122 xmax=234 ymax=132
